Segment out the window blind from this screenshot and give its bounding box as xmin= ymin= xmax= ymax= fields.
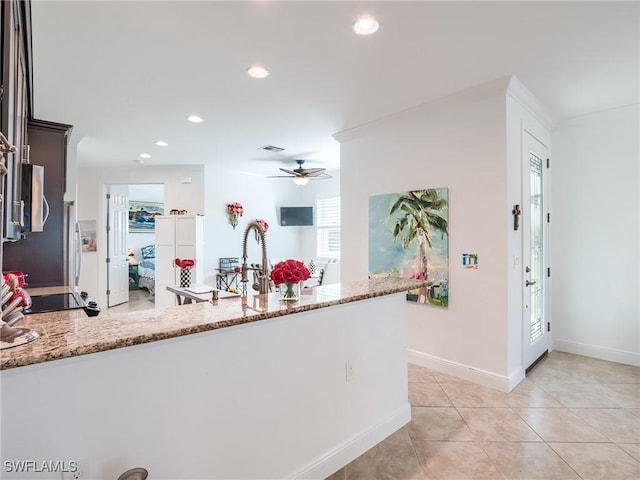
xmin=317 ymin=196 xmax=340 ymax=258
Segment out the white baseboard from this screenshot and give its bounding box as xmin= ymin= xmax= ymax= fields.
xmin=408 ymin=349 xmax=524 ymax=392
xmin=291 ymin=403 xmax=411 ymax=479
xmin=554 ymin=339 xmax=640 ymax=367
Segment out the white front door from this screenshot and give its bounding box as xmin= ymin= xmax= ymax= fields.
xmin=523 ymin=132 xmax=549 ymax=370
xmin=107 ymin=186 xmax=129 ymax=307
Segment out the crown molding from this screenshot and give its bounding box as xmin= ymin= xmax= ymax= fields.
xmin=506 ymin=76 xmax=555 ymax=129
xmin=333 ymin=76 xmax=514 ymax=144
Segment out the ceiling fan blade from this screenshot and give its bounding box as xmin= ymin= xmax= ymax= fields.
xmin=267 ymin=175 xmax=296 ymax=178
xmin=303 ymin=168 xmax=327 ymax=177
xmin=279 ymin=168 xmax=297 ymax=175
xmin=309 ymin=173 xmax=332 ymax=179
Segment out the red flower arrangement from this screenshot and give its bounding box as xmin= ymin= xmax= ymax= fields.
xmin=227 ymin=202 xmax=243 ymax=229
xmin=269 ymin=259 xmax=311 ymax=286
xmin=256 ymin=219 xmax=269 ymax=232
xmin=227 ymin=202 xmax=243 ymax=216
xmin=175 ymin=258 xmax=196 ymax=269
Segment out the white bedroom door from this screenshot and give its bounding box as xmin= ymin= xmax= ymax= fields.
xmin=107 ymin=185 xmax=129 ymax=307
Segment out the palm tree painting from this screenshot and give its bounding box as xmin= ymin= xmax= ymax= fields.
xmin=369 ymin=188 xmax=449 ymax=307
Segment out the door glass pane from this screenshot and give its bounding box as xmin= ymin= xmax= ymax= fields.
xmin=529 ymin=153 xmax=544 ymax=344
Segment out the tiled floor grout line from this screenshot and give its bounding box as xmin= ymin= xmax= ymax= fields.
xmin=404 ymin=429 xmax=428 ymax=480
xmin=544 ymin=441 xmax=586 ymax=480
xmin=512 ymin=407 xmax=589 ymax=480
xmin=434 ymin=377 xmax=515 ymax=480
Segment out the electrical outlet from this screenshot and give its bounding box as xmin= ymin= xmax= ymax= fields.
xmin=345 ymin=361 xmax=354 ymax=382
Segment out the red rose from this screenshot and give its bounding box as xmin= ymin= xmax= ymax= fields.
xmin=174 ymin=258 xmax=196 ymax=269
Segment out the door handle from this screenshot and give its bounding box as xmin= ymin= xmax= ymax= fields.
xmin=12 ymin=200 xmax=24 ymax=227
xmin=43 ymin=195 xmax=50 ymax=226
xmin=525 ymin=280 xmax=537 ymax=287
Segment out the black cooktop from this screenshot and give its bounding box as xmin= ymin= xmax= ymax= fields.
xmin=26 ymin=292 xmax=86 ymax=314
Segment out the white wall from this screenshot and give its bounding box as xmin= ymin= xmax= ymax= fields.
xmin=551 ymin=104 xmax=640 ymax=365
xmin=336 ymin=78 xmax=515 ymax=388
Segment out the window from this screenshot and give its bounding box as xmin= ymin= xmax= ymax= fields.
xmin=316 ymin=196 xmax=340 ymax=258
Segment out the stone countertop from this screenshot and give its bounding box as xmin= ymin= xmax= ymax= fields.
xmin=1 ymin=278 xmax=424 ymax=370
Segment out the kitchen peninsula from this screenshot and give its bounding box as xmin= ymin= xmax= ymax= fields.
xmin=1 ymin=278 xmax=422 ymax=480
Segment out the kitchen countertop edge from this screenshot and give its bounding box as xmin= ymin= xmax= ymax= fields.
xmin=1 ymin=278 xmax=426 ymax=370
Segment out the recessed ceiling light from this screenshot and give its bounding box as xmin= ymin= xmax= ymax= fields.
xmin=247 ymin=65 xmax=270 ymax=79
xmin=155 ymin=140 xmax=168 ymax=147
xmin=187 ymin=115 xmax=204 ymax=123
xmin=139 ymin=153 xmax=151 ymax=159
xmin=353 ymin=16 xmax=379 ymax=35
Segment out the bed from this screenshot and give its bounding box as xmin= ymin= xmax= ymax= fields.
xmin=138 ymin=245 xmax=156 ymax=294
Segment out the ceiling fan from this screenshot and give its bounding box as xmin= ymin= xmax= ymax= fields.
xmin=268 ymin=160 xmax=331 ymax=185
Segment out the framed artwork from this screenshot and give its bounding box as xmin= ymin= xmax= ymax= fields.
xmin=369 ymin=188 xmax=449 ymax=307
xmin=78 ymin=220 xmax=97 ymax=252
xmin=129 ymin=201 xmax=164 ymax=233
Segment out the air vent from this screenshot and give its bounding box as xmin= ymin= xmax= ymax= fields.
xmin=259 ymin=145 xmax=285 ymax=152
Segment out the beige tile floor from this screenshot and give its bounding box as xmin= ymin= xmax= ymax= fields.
xmin=327 ymin=352 xmax=640 ymax=480
xmin=107 ymin=287 xmax=155 ymax=314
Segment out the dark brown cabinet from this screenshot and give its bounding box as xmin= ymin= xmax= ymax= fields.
xmin=3 ymin=120 xmax=73 ymax=287
xmin=1 ymin=0 xmax=33 ymax=242
xmin=1 ymin=0 xmax=75 ymax=288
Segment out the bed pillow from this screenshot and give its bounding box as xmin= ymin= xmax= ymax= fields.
xmin=140 ymin=245 xmax=155 ymax=259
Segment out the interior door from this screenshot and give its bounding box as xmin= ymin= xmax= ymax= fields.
xmin=107 ymin=185 xmax=129 ymax=307
xmin=523 ymin=132 xmax=549 ymax=369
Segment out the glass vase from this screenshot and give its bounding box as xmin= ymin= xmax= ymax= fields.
xmin=279 ymin=282 xmax=300 ymax=301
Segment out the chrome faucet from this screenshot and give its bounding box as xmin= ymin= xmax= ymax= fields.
xmin=241 ymin=220 xmax=270 ymax=295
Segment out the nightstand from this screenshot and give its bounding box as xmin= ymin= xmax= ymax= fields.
xmin=129 ymin=263 xmax=139 ymax=289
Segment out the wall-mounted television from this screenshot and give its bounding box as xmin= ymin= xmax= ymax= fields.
xmin=280 ymin=206 xmax=313 ymax=226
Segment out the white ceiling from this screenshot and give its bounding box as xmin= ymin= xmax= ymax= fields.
xmin=30 ymin=1 xmax=639 ymax=177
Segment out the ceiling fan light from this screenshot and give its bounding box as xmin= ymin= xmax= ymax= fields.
xmin=293 ymin=176 xmax=309 ymax=186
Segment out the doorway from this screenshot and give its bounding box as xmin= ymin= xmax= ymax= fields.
xmin=106 ymin=183 xmax=164 ymax=309
xmin=106 ymin=185 xmax=129 ymax=307
xmin=522 ymin=132 xmax=550 ymax=370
